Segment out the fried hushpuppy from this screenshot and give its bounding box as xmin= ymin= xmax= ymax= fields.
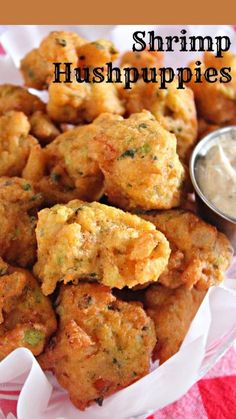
xmin=120 ymin=49 xmax=164 ymax=74
xmin=0 ymin=111 xmax=44 ymax=178
xmin=187 ymin=52 xmax=236 ymax=124
xmin=29 ymin=111 xmax=60 ymax=145
xmin=47 ymin=78 xmax=124 ymax=124
xmin=37 ymin=124 xmax=104 ymax=204
xmin=34 ymin=200 xmax=170 ymax=295
xmin=20 ymin=48 xmax=51 ymax=90
xmin=77 ymin=39 xmax=119 ymax=67
xmin=0 ymin=259 xmax=57 ymax=360
xmin=145 ymin=284 xmax=205 ymax=364
xmin=90 ymin=111 xmax=186 ymax=210
xmin=20 ymin=31 xmax=87 ymax=90
xmin=0 ymin=84 xmax=45 ymax=116
xmin=39 ymin=31 xmax=86 ymax=65
xmin=142 ymin=210 xmax=233 ymax=290
xmin=0 ymin=177 xmax=43 ymax=267
xmin=39 ymin=283 xmax=156 ymax=410
xmin=119 ymin=79 xmax=197 ymax=161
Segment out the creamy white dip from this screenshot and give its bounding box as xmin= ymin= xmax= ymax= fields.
xmin=196 ymin=132 xmax=236 ymax=220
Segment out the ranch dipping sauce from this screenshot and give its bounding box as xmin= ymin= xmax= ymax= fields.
xmin=195 ymin=131 xmax=236 ymax=220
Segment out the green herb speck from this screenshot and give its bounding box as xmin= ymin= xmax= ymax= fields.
xmin=89 ymin=272 xmax=97 ymax=278
xmin=139 ymin=143 xmax=151 ymax=155
xmin=28 ymin=68 xmax=35 ymax=79
xmin=118 ymin=149 xmax=136 ymax=160
xmin=56 ymin=38 xmax=67 ymax=47
xmin=22 ymin=183 xmax=31 ymax=191
xmin=57 ymin=255 xmax=64 ymax=266
xmin=138 ymin=123 xmax=148 ymax=129
xmin=91 ymin=42 xmax=105 ymax=50
xmin=34 ymin=288 xmax=43 ymax=303
xmin=51 ymin=173 xmax=61 ymax=183
xmin=24 ymin=329 xmax=44 ymax=346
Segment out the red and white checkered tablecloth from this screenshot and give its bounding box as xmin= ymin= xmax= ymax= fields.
xmin=151 ymin=346 xmax=236 ymax=419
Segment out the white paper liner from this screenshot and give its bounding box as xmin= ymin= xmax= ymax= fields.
xmin=0 ymin=25 xmax=236 ymax=419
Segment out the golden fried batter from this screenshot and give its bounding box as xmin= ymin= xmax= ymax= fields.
xmin=90 ymin=111 xmax=186 ymax=210
xmin=0 ymin=111 xmax=45 ymax=178
xmin=119 ymin=79 xmax=197 ymax=161
xmin=20 ymin=49 xmax=51 ymax=90
xmin=37 ymin=124 xmax=104 ymax=204
xmin=145 ymin=284 xmax=205 ymax=363
xmin=20 ymin=31 xmax=87 ymax=90
xmin=47 ymin=79 xmax=124 ymax=124
xmin=29 ymin=111 xmax=60 ymax=145
xmin=142 ymin=210 xmax=233 ymax=290
xmin=0 ymin=177 xmax=43 ymax=267
xmin=0 ymin=84 xmax=45 ymax=116
xmin=187 ymin=52 xmax=236 ymax=124
xmin=34 ymin=200 xmax=170 ymax=295
xmin=39 ymin=283 xmax=156 ymax=410
xmin=120 ymin=49 xmax=164 ymax=74
xmin=39 ymin=31 xmax=86 ymax=65
xmin=0 ymin=259 xmax=57 ymax=360
xmin=77 ymin=39 xmax=119 ymax=67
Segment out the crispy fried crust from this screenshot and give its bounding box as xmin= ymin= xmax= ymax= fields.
xmin=39 ymin=31 xmax=85 ymax=65
xmin=120 ymin=49 xmax=164 ymax=74
xmin=142 ymin=210 xmax=233 ymax=290
xmin=20 ymin=31 xmax=87 ymax=90
xmin=34 ymin=200 xmax=170 ymax=295
xmin=39 ymin=283 xmax=156 ymax=410
xmin=47 ymin=79 xmax=124 ymax=124
xmin=20 ymin=49 xmax=51 ymax=90
xmin=36 ymin=124 xmax=104 ymax=204
xmin=119 ymin=79 xmax=197 ymax=161
xmin=187 ymin=52 xmax=236 ymax=124
xmin=0 ymin=111 xmax=45 ymax=178
xmin=0 ymin=177 xmax=43 ymax=267
xmin=29 ymin=111 xmax=60 ymax=145
xmin=20 ymin=32 xmax=118 ymax=92
xmin=77 ymin=39 xmax=119 ymax=67
xmin=90 ymin=111 xmax=186 ymax=210
xmin=0 ymin=259 xmax=57 ymax=360
xmin=0 ymin=84 xmax=45 ymax=116
xmin=145 ymin=284 xmax=205 ymax=363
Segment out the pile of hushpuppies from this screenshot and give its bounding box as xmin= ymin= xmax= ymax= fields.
xmin=0 ymin=31 xmax=235 ymax=410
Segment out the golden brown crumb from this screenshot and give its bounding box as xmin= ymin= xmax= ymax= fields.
xmin=90 ymin=110 xmax=186 ymax=210
xmin=145 ymin=283 xmax=206 ymax=363
xmin=39 ymin=283 xmax=156 ymax=410
xmin=142 ymin=210 xmax=233 ymax=289
xmin=34 ymin=200 xmax=170 ymax=295
xmin=0 ymin=259 xmax=57 ymax=360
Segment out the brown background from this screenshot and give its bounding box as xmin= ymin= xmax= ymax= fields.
xmin=1 ymin=0 xmax=235 ymax=24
